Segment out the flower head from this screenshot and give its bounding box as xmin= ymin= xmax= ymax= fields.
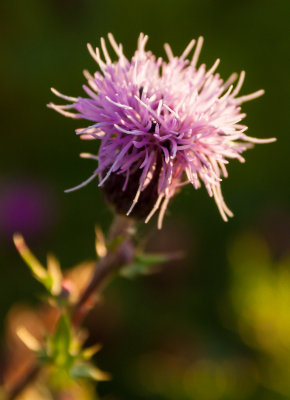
xmin=49 ymin=33 xmax=275 ymax=228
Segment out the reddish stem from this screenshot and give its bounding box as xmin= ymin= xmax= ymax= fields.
xmin=5 ymin=215 xmax=135 ymax=399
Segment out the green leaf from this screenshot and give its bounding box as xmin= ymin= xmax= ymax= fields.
xmin=94 ymin=225 xmax=107 ymax=258
xmin=50 ymin=314 xmax=72 ymax=367
xmin=16 ymin=326 xmax=41 ymax=352
xmin=136 ymin=253 xmax=171 ymax=264
xmin=70 ymin=362 xmax=110 ymax=381
xmin=120 ymin=252 xmax=170 ymax=278
xmin=13 ymin=233 xmax=48 ymax=283
xmin=47 ymin=253 xmax=63 ymax=295
xmin=13 ymin=234 xmax=63 ymax=297
xmin=82 ymin=344 xmax=102 ymax=360
xmin=107 ymin=235 xmax=125 ymax=252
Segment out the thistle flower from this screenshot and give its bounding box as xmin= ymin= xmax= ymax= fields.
xmin=49 ymin=33 xmax=275 ymax=228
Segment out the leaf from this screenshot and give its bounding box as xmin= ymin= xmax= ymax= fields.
xmin=13 ymin=234 xmax=64 ymax=296
xmin=107 ymin=235 xmax=125 ymax=252
xmin=95 ymin=226 xmax=107 ymax=258
xmin=51 ymin=314 xmax=72 ymax=367
xmin=70 ymin=362 xmax=111 ymax=381
xmin=16 ymin=326 xmax=41 ymax=352
xmin=47 ymin=253 xmax=63 ymax=295
xmin=82 ymin=343 xmax=102 ymax=360
xmin=120 ymin=252 xmax=171 ymax=278
xmin=136 ymin=253 xmax=172 ymax=264
xmin=13 ymin=233 xmax=48 ymax=283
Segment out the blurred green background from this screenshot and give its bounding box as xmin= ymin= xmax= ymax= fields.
xmin=1 ymin=0 xmax=290 ymax=398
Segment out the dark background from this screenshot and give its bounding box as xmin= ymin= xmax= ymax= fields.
xmin=1 ymin=0 xmax=290 ymax=399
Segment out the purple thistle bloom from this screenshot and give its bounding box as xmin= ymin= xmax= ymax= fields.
xmin=49 ymin=33 xmax=275 ymax=228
